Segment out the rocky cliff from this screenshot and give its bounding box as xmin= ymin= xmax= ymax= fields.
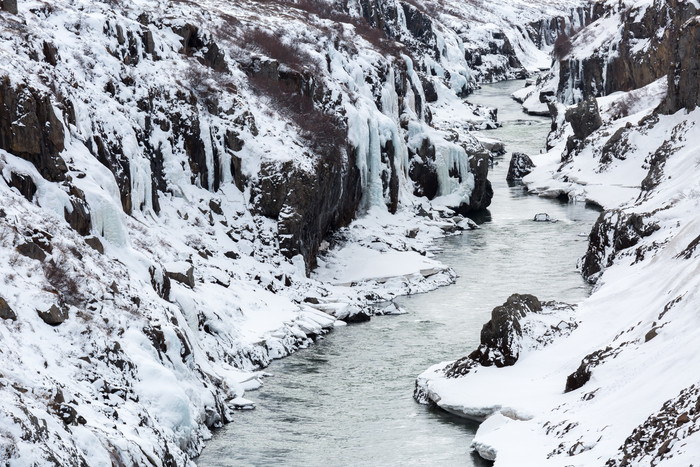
xmin=555 ymin=0 xmax=698 ymax=103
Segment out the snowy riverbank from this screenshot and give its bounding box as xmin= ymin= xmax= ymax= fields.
xmin=415 ymin=68 xmax=700 ymax=467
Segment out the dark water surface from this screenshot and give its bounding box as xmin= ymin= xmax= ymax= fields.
xmin=196 ymin=80 xmax=599 ymax=466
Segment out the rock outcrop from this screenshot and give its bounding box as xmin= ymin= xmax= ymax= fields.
xmin=563 ymin=97 xmax=602 ymax=158
xmin=661 ymin=15 xmax=700 ymax=113
xmin=252 ymin=156 xmax=361 ymax=273
xmin=0 ymin=297 xmax=16 ymax=320
xmin=506 ymin=152 xmax=535 ymax=181
xmin=0 ymin=78 xmax=66 ymax=182
xmin=581 ymin=209 xmax=659 ymax=281
xmin=444 ymin=294 xmax=543 ymax=376
xmin=37 ymin=304 xmax=68 ymax=326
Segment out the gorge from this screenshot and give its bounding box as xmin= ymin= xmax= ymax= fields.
xmin=0 ymin=0 xmax=698 ymax=465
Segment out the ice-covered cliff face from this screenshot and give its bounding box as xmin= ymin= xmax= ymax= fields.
xmin=0 ymin=0 xmax=586 ymax=464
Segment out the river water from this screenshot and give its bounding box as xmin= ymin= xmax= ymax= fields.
xmin=197 ymin=80 xmax=600 ymax=466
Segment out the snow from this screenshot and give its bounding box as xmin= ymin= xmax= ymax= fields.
xmin=524 ymin=77 xmax=669 ymax=209
xmin=316 ymin=243 xmax=445 ymax=285
xmin=416 ymin=99 xmax=700 ymax=465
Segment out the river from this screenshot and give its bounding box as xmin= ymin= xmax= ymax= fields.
xmin=196 ymin=80 xmax=600 ymax=466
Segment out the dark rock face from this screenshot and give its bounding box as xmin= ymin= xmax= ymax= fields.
xmin=17 ymin=241 xmax=47 ymax=261
xmin=563 ymin=97 xmax=603 ymax=159
xmin=4 ymin=171 xmax=37 ymax=201
xmin=252 ymin=154 xmax=362 ymax=274
xmin=344 ymin=310 xmax=371 ymax=323
xmin=401 ymin=3 xmax=434 ymax=44
xmin=37 ymin=304 xmax=68 ymax=326
xmin=360 ymin=0 xmax=437 ymax=51
xmin=661 ymin=13 xmax=700 ymax=113
xmin=566 ymin=97 xmax=602 ymax=141
xmin=472 ymin=294 xmax=542 ymax=366
xmin=581 ymin=210 xmax=659 ymax=281
xmin=166 ymin=265 xmax=195 ymax=288
xmin=600 ymin=126 xmax=631 ymax=165
xmin=85 ymin=236 xmax=104 ymax=254
xmin=421 ymin=77 xmax=438 ymax=103
xmin=1 ymin=0 xmax=18 ymax=15
xmin=565 ymin=346 xmax=617 ymax=392
xmin=88 ymin=134 xmax=132 ymax=214
xmin=557 ymin=0 xmax=697 ymax=103
xmin=444 ymin=294 xmax=542 ymax=376
xmin=42 ymin=41 xmax=60 ymax=66
xmin=0 ymin=297 xmax=17 ymax=320
xmin=465 ymin=149 xmax=493 ymax=213
xmin=409 ymin=137 xmax=439 ymax=199
xmin=149 ymin=265 xmax=171 ymax=301
xmin=0 ymin=78 xmax=67 ymax=182
xmin=173 ymin=23 xmax=228 ymax=72
xmin=64 ymin=187 xmax=92 ymax=236
xmin=506 ymin=152 xmax=535 ymax=181
xmin=381 ymin=139 xmax=400 ymax=213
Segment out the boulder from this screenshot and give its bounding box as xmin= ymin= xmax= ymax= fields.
xmin=479 ymin=139 xmax=505 ymax=155
xmin=209 ymin=199 xmax=223 ymax=215
xmin=0 ymin=297 xmax=17 ymax=320
xmin=565 ymin=97 xmax=602 ymax=141
xmin=506 ymin=152 xmax=535 ymax=181
xmin=166 ymin=262 xmax=195 ymax=288
xmin=565 ymin=347 xmax=616 ymax=392
xmin=533 ymin=213 xmax=556 ymax=222
xmin=4 ymin=171 xmax=37 ymax=201
xmin=17 ymin=241 xmax=47 ymax=261
xmin=37 ymin=304 xmax=68 ymax=326
xmin=344 ymin=310 xmax=371 ymax=324
xmin=84 ymin=236 xmax=104 ymax=254
xmin=445 ymin=294 xmax=542 ymax=376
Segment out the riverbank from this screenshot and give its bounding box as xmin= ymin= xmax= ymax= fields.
xmin=415 ymin=67 xmax=700 ymax=465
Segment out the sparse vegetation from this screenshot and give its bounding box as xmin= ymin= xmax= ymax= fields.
xmin=43 ymin=254 xmax=83 ymax=307
xmin=247 ymin=0 xmax=406 ymax=58
xmin=553 ymin=32 xmax=573 ymax=60
xmin=247 ymin=70 xmax=345 ymax=163
xmin=609 ymin=93 xmax=636 ymax=119
xmin=247 ymin=28 xmax=318 ymax=72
